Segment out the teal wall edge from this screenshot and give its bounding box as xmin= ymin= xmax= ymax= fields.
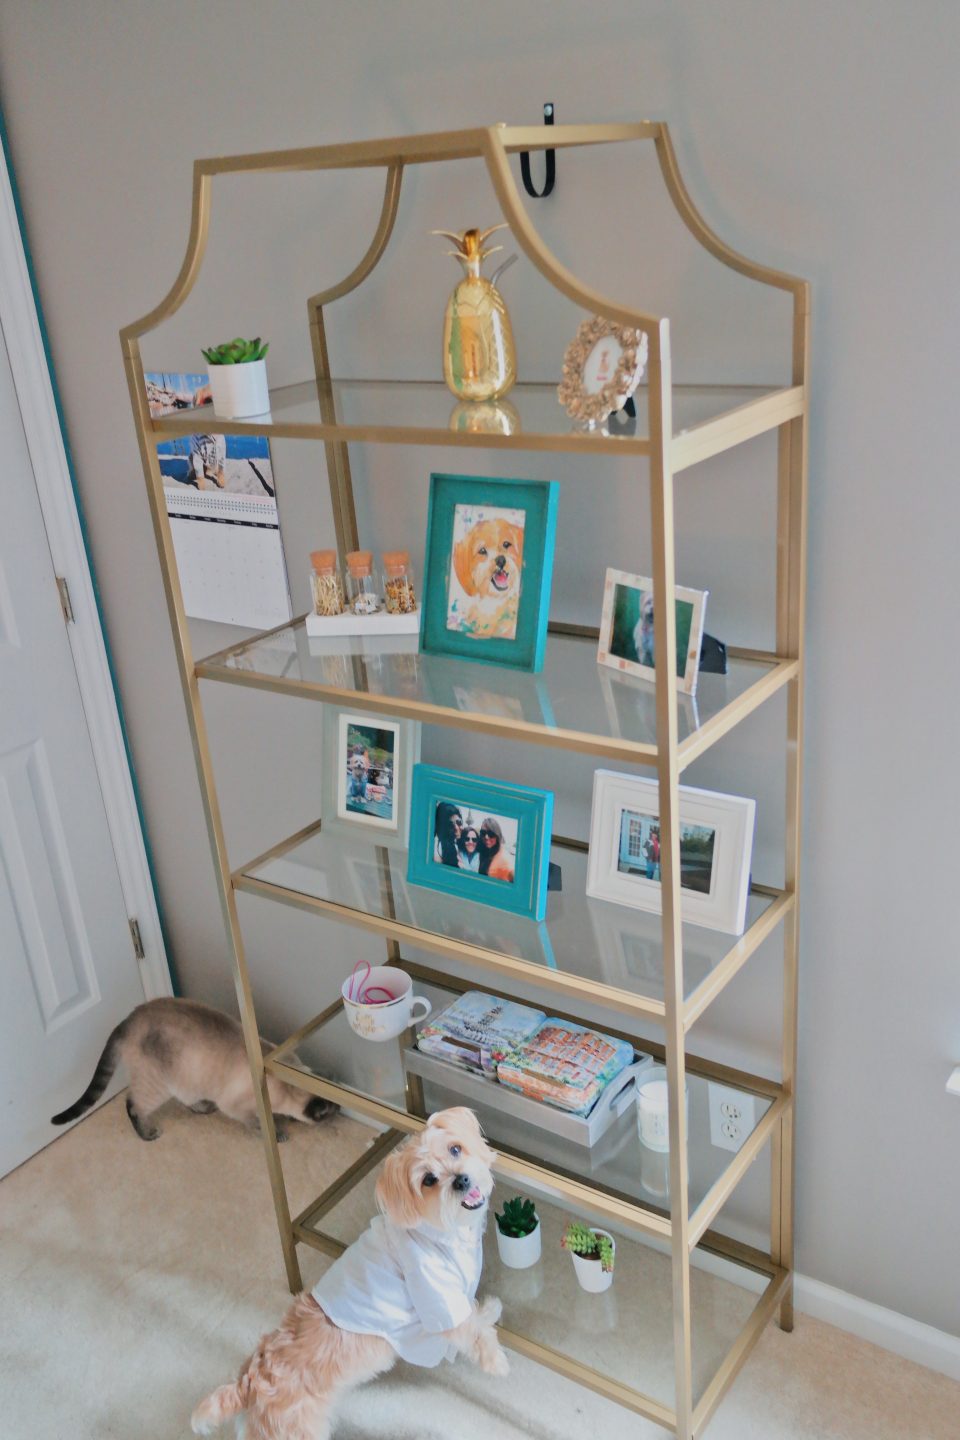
xmin=0 ymin=98 xmax=179 ymax=994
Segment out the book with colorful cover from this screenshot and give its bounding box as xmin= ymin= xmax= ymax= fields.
xmin=496 ymin=1019 xmax=634 ymax=1116
xmin=416 ymin=992 xmax=545 ymax=1077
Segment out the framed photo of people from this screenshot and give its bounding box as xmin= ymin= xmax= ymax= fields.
xmin=320 ymin=705 xmax=420 ymax=847
xmin=407 ymin=763 xmax=554 ymax=922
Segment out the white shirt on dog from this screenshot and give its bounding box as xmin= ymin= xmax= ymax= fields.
xmin=312 ymin=1214 xmax=483 ymax=1367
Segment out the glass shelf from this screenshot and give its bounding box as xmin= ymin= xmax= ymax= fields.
xmin=272 ymin=974 xmax=776 ymax=1235
xmin=302 ymin=1159 xmax=771 ymax=1414
xmin=198 ymin=622 xmax=795 ymax=769
xmin=150 ymin=377 xmax=801 ymax=462
xmin=236 ymin=825 xmax=788 ymax=1026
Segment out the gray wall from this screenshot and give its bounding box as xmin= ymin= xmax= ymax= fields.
xmin=1 ymin=1 xmax=958 ymax=1334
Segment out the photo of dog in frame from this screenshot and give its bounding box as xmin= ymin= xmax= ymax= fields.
xmin=191 ymin=1108 xmax=507 ymax=1439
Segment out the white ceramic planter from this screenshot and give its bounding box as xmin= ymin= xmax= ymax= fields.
xmin=496 ymin=1220 xmax=541 ymax=1270
xmin=207 ymin=358 xmax=270 ymax=419
xmin=569 ymin=1229 xmax=616 ymax=1293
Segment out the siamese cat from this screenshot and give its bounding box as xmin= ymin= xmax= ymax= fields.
xmin=51 ymin=997 xmax=337 ymax=1141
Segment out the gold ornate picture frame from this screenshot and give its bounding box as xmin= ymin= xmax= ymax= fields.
xmin=557 ymin=316 xmax=649 ymax=427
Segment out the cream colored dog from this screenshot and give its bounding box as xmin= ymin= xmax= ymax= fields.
xmin=191 ymin=1108 xmax=507 ymax=1439
xmin=450 ymin=515 xmax=523 ymax=639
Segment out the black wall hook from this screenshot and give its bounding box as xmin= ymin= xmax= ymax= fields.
xmin=520 ymin=102 xmax=556 ymax=198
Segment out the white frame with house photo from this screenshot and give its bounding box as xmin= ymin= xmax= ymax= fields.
xmin=586 ymin=769 xmax=756 ymax=935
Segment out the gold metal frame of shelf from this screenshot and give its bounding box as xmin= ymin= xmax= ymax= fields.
xmin=121 ymin=120 xmax=808 ymax=1440
xmin=268 ymin=991 xmax=790 ymax=1439
xmin=194 ymin=617 xmax=799 ymax=772
xmin=292 ymin=1207 xmax=788 ymax=1438
xmin=232 ymin=819 xmax=795 ymax=1031
xmin=261 ymin=953 xmax=789 ymax=1250
xmin=147 ymin=377 xmax=805 ymax=461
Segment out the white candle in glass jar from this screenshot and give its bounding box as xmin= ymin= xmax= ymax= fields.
xmin=637 ymin=1066 xmax=690 ymax=1152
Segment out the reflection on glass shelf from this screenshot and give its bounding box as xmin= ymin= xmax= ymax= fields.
xmin=281 ymin=978 xmax=773 ymax=1219
xmin=297 ymin=1116 xmax=759 ymax=1409
xmin=240 ymin=828 xmax=778 ymax=1010
xmin=199 ymin=622 xmax=781 ymax=762
xmin=152 ymin=377 xmax=790 ymax=454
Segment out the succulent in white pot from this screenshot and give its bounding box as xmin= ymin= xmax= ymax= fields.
xmin=202 ymin=336 xmax=270 ymax=419
xmin=561 ymin=1220 xmax=616 ymax=1293
xmin=494 ymin=1195 xmax=541 ymax=1270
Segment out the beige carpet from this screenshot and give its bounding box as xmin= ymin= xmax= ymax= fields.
xmin=0 ymin=1095 xmax=955 ymax=1440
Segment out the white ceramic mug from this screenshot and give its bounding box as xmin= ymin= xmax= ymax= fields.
xmin=341 ymin=967 xmax=431 ymax=1043
xmin=637 ymin=1066 xmax=690 ymax=1153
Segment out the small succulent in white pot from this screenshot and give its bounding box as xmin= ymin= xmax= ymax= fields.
xmin=202 ymin=337 xmax=270 ymax=419
xmin=494 ymin=1195 xmax=541 ymax=1269
xmin=561 ymin=1220 xmax=616 ymax=1293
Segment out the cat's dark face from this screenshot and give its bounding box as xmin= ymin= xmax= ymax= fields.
xmin=303 ymin=1095 xmax=338 ymax=1123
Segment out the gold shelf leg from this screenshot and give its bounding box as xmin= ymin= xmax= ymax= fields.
xmin=121 ymin=338 xmax=301 ymax=1294
xmin=774 ymin=289 xmax=810 ymax=1331
xmin=649 ymin=321 xmax=694 ymax=1439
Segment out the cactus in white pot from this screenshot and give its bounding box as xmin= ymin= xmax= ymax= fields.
xmin=202 ymin=337 xmax=270 ymax=419
xmin=494 ymin=1195 xmax=541 ymax=1269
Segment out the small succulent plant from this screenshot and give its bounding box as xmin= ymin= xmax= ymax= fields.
xmin=201 ymin=337 xmax=269 ymax=365
xmin=561 ymin=1220 xmax=615 ymax=1272
xmin=495 ymin=1195 xmax=539 ymax=1239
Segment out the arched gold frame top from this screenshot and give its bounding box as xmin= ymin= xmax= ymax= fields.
xmin=120 ymin=121 xmax=808 ymax=350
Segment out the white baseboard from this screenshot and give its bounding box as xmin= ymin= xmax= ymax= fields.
xmin=792 ymin=1274 xmax=960 ymax=1383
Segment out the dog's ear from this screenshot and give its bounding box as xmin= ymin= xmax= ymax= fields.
xmin=375 ymin=1140 xmax=423 ymax=1228
xmin=505 ymin=522 xmax=523 ymax=564
xmin=452 ymin=535 xmax=478 ymax=596
xmin=427 ymin=1106 xmax=483 ymax=1140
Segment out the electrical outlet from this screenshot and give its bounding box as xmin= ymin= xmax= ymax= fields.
xmin=708 ymin=1083 xmax=757 ymax=1153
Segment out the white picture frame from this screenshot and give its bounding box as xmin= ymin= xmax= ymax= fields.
xmin=586 ymin=770 xmax=755 ymax=935
xmin=597 ymin=567 xmax=708 ymax=696
xmin=320 ymin=705 xmax=420 ymax=847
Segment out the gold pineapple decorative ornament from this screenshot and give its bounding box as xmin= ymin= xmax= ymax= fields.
xmin=432 ymin=224 xmax=517 ymax=401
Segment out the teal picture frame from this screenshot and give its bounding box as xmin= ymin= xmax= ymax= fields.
xmin=407 ymin=763 xmax=554 ymax=922
xmin=419 ymin=473 xmax=559 ymax=672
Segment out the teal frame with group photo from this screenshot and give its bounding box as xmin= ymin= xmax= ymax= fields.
xmin=419 ymin=472 xmax=559 ymax=672
xmin=407 ymin=763 xmax=554 ymax=922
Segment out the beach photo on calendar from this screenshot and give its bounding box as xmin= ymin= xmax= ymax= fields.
xmin=447 ymin=501 xmax=526 ymax=641
xmin=433 ymin=799 xmax=518 ymax=885
xmin=339 ymin=719 xmax=398 ymax=826
xmin=617 ymin=808 xmax=716 ymax=895
xmin=146 ymin=371 xmax=276 ymax=499
xmin=597 ymin=568 xmax=708 ymax=695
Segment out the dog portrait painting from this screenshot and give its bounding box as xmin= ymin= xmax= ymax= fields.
xmin=447 ymin=503 xmax=525 ymax=641
xmin=421 ymin=475 xmax=558 ymax=672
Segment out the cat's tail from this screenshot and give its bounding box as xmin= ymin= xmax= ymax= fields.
xmin=190 ymin=1383 xmax=245 ymax=1434
xmin=50 ymin=1019 xmax=128 ymax=1124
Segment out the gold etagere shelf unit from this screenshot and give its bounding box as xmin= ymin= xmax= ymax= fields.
xmin=121 ymin=121 xmax=807 ymax=1440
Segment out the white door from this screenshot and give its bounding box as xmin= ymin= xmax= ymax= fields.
xmin=0 ymin=320 xmax=148 ymax=1177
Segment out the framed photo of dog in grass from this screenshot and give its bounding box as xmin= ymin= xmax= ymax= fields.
xmin=598 ymin=568 xmax=707 ymax=696
xmin=407 ymin=763 xmax=554 ymax=922
xmin=321 ymin=705 xmax=420 ymax=847
xmin=420 ymin=473 xmax=559 ymax=672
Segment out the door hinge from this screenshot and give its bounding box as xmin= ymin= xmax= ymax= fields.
xmin=128 ymin=918 xmax=146 ymax=960
xmin=56 ymin=575 xmax=75 ymax=624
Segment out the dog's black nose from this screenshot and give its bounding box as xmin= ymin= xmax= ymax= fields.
xmin=452 ymin=1173 xmax=471 ymax=1193
xmin=495 ymin=555 xmax=506 ymax=569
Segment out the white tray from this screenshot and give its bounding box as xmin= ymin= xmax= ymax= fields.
xmin=403 ymin=1045 xmax=654 ymax=1147
xmin=305 ymin=607 xmax=420 ymax=636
